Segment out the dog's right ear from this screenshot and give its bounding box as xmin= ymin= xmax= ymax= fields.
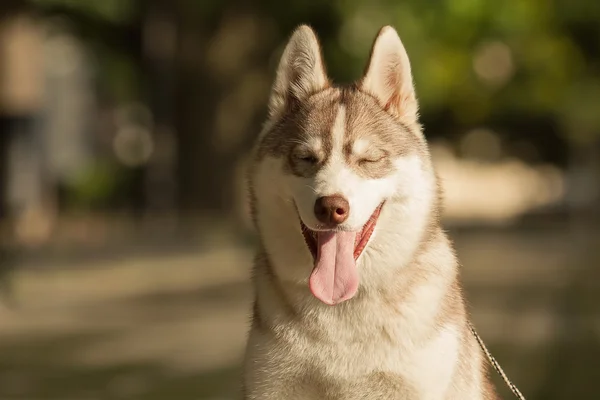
xmin=268 ymin=25 xmax=329 ymax=119
xmin=361 ymin=26 xmax=418 ymax=121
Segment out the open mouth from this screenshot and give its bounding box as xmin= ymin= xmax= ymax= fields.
xmin=299 ymin=203 xmax=384 ymax=305
xmin=300 ymin=203 xmax=384 ymax=261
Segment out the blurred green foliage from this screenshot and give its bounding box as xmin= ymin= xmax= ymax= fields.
xmin=63 ymin=161 xmax=132 ymax=210
xmin=32 ymin=0 xmax=136 ymax=24
xmin=330 ymin=0 xmax=600 ymax=142
xmin=32 ymin=0 xmax=600 ymax=142
xmin=22 ymin=0 xmax=600 ymax=209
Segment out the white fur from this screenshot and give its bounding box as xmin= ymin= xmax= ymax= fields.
xmin=408 ymin=325 xmax=461 ymax=400
xmin=352 ymin=138 xmax=370 ymax=156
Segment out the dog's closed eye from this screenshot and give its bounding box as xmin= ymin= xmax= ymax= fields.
xmin=292 ymin=149 xmax=319 ymax=166
xmin=359 ymin=156 xmax=385 ymax=165
xmin=292 ymin=147 xmax=320 ymax=165
xmin=357 ymin=149 xmax=387 ymax=165
xmin=298 ymin=155 xmax=318 ymax=164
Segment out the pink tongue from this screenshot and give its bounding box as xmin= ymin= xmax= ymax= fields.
xmin=309 ymin=231 xmax=359 ymax=305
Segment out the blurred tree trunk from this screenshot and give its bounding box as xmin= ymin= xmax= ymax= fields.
xmin=174 ymin=10 xmax=234 ymax=214
xmin=141 ymin=0 xmax=179 ymax=214
xmin=0 ymin=120 xmax=16 ymax=306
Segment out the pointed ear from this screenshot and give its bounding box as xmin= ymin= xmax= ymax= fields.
xmin=268 ymin=25 xmax=328 ymax=118
xmin=361 ymin=26 xmax=418 ymax=120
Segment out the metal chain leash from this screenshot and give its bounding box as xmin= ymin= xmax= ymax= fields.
xmin=468 ymin=322 xmax=526 ymax=399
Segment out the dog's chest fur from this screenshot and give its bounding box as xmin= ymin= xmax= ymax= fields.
xmin=244 ymin=235 xmax=490 ymax=400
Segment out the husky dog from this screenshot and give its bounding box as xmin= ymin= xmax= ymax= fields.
xmin=243 ymin=25 xmax=498 ymax=399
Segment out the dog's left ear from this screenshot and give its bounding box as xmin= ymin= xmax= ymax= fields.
xmin=361 ymin=26 xmax=418 ymax=120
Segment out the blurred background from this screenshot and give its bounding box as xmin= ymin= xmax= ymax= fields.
xmin=0 ymin=0 xmax=599 ymax=399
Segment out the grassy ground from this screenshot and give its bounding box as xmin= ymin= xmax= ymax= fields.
xmin=0 ymin=223 xmax=598 ymax=399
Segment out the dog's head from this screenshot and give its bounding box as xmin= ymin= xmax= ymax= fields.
xmin=250 ymin=26 xmax=437 ymax=305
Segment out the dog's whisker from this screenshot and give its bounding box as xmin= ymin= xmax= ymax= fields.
xmin=303 ymin=184 xmax=318 ymax=194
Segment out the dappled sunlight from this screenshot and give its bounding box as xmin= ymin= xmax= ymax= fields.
xmin=431 ymin=141 xmax=565 ymax=224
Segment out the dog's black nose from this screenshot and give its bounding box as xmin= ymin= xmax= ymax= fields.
xmin=314 ymin=195 xmax=350 ymax=225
